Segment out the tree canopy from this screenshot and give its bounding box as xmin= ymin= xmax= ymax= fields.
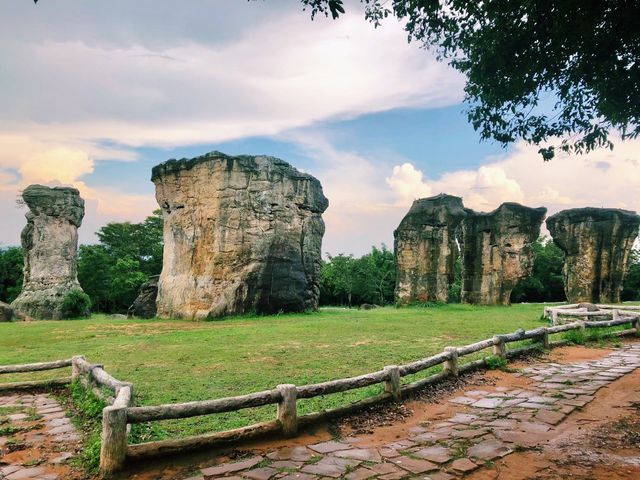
xmin=296 ymin=1 xmax=639 ymax=159
xmin=77 ymin=210 xmax=163 ymax=313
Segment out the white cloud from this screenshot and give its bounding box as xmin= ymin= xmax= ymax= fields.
xmin=0 ymin=11 xmax=463 ymax=149
xmin=387 ymin=135 xmax=640 ymax=220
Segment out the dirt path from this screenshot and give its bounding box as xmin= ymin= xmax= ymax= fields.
xmin=120 ymin=342 xmax=640 ymax=480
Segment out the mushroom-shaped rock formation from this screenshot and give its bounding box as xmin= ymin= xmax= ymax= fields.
xmin=546 ymin=208 xmax=640 ymax=303
xmin=394 ymin=194 xmax=467 ymax=304
xmin=152 ymin=151 xmax=329 ymax=319
xmin=460 ymin=203 xmax=546 ymax=305
xmin=11 ymin=185 xmax=85 ymax=319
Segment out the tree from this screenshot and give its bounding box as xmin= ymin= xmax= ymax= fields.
xmin=78 ymin=211 xmax=163 ymax=313
xmin=320 ymin=245 xmax=396 ymax=306
xmin=320 ymin=253 xmax=357 ymax=306
xmin=511 ymin=237 xmax=565 ymax=303
xmin=622 ymin=248 xmax=640 ymax=301
xmin=96 ymin=209 xmax=163 ymax=276
xmin=295 ymin=1 xmax=639 ymax=159
xmin=0 ymin=247 xmax=23 ymax=303
xmin=356 ymin=245 xmax=395 ymax=305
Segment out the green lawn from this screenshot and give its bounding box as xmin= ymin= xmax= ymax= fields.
xmin=0 ymin=304 xmax=548 ymax=438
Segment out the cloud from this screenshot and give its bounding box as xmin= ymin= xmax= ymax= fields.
xmin=0 ymin=10 xmax=463 ymax=149
xmin=286 ymin=131 xmax=405 ymax=255
xmin=0 ymin=135 xmax=154 ymax=245
xmin=387 ymin=135 xmax=640 ymax=219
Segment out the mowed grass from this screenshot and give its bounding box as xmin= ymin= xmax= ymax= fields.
xmin=0 ymin=304 xmax=547 ymax=438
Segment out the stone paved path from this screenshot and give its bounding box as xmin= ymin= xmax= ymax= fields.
xmin=0 ymin=392 xmax=80 ymax=480
xmin=183 ymin=343 xmax=640 ymax=480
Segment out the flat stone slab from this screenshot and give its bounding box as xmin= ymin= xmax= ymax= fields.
xmin=300 ymin=463 xmax=345 ymax=478
xmin=467 ymin=439 xmax=512 ymax=460
xmin=201 ymin=456 xmax=263 ymax=477
xmin=6 ymin=466 xmax=47 ymax=480
xmin=345 ymin=468 xmax=377 ymax=480
xmin=412 ymin=445 xmax=452 ymax=464
xmin=472 ymin=398 xmax=504 ymax=409
xmin=333 ymin=448 xmax=382 ymax=462
xmin=242 ymin=467 xmax=279 ymax=480
xmin=308 ymin=441 xmax=351 ymax=454
xmin=535 ymin=409 xmax=566 ymax=425
xmin=392 ymin=456 xmax=438 ymax=474
xmin=266 ymin=446 xmax=313 ymax=462
xmin=449 ymin=458 xmax=478 ymax=474
xmin=279 ymin=474 xmax=316 ymax=480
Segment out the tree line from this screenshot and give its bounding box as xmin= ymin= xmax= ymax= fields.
xmin=2 ymin=216 xmax=640 ymax=310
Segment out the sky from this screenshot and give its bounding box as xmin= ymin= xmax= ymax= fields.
xmin=1 ymin=0 xmax=639 ymax=256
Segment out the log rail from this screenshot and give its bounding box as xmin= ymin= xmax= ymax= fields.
xmin=1 ymin=313 xmax=639 ymax=476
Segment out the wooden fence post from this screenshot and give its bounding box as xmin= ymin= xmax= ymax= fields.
xmin=541 ymin=328 xmax=550 ymax=349
xmin=71 ymin=355 xmax=85 ymax=382
xmin=632 ymin=317 xmax=640 ymax=336
xmin=276 ymin=384 xmax=298 ymax=437
xmin=383 ymin=365 xmax=401 ymax=401
xmin=492 ymin=336 xmax=506 ymax=358
xmin=443 ymin=347 xmax=459 ymax=377
xmin=576 ymin=320 xmax=586 ymax=333
xmin=612 ymin=309 xmax=619 ymax=321
xmin=100 ymin=406 xmax=128 ymax=475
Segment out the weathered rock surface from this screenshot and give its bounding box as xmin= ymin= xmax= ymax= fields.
xmin=460 ymin=203 xmax=546 ymax=305
xmin=0 ymin=301 xmax=14 ymax=322
xmin=127 ymin=275 xmax=159 ymax=318
xmin=11 ymin=185 xmax=85 ymax=319
xmin=394 ymin=194 xmax=467 ymax=304
xmin=547 ymin=208 xmax=640 ymax=303
xmin=152 ymin=151 xmax=328 ymax=319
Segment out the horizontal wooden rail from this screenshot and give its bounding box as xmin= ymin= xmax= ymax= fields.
xmin=126 ymin=389 xmax=282 ymax=423
xmin=0 ymin=358 xmax=72 ymax=374
xmin=126 ymin=420 xmax=281 ymax=460
xmin=296 ymin=370 xmax=388 ymax=399
xmin=398 ymin=351 xmax=450 ymax=376
xmin=0 ymin=377 xmax=71 ymax=393
xmin=584 ymin=317 xmax=636 ymax=328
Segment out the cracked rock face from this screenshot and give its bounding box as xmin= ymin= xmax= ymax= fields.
xmin=152 ymin=151 xmax=328 ymax=319
xmin=394 ymin=194 xmax=467 ymax=304
xmin=460 ymin=203 xmax=546 ymax=305
xmin=127 ymin=275 xmax=159 ymax=319
xmin=547 ymin=208 xmax=640 ymax=303
xmin=11 ymin=185 xmax=85 ymax=319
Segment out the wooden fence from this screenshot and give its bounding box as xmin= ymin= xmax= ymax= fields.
xmin=544 ymin=304 xmax=640 ymax=324
xmin=1 ymin=315 xmax=639 ymax=476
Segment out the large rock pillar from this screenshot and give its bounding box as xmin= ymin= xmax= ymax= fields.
xmin=546 ymin=208 xmax=640 ymax=303
xmin=460 ymin=203 xmax=546 ymax=305
xmin=394 ymin=194 xmax=467 ymax=304
xmin=152 ymin=151 xmax=329 ymax=319
xmin=11 ymin=185 xmax=85 ymax=319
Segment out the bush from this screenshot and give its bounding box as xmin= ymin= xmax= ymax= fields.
xmin=563 ymin=329 xmax=586 ymax=345
xmin=61 ymin=290 xmax=92 ymax=319
xmin=485 ymin=355 xmax=508 ymax=370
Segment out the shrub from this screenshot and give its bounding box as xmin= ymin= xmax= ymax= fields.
xmin=61 ymin=290 xmax=92 ymax=319
xmin=485 ymin=355 xmax=508 ymax=370
xmin=563 ymin=328 xmax=586 ymax=345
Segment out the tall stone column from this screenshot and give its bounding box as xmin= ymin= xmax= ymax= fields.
xmin=460 ymin=203 xmax=546 ymax=305
xmin=547 ymin=208 xmax=640 ymax=303
xmin=394 ymin=194 xmax=467 ymax=304
xmin=11 ymin=185 xmax=85 ymax=319
xmin=152 ymin=151 xmax=328 ymax=319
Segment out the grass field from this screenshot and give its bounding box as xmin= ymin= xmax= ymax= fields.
xmin=0 ymin=304 xmax=550 ymax=438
